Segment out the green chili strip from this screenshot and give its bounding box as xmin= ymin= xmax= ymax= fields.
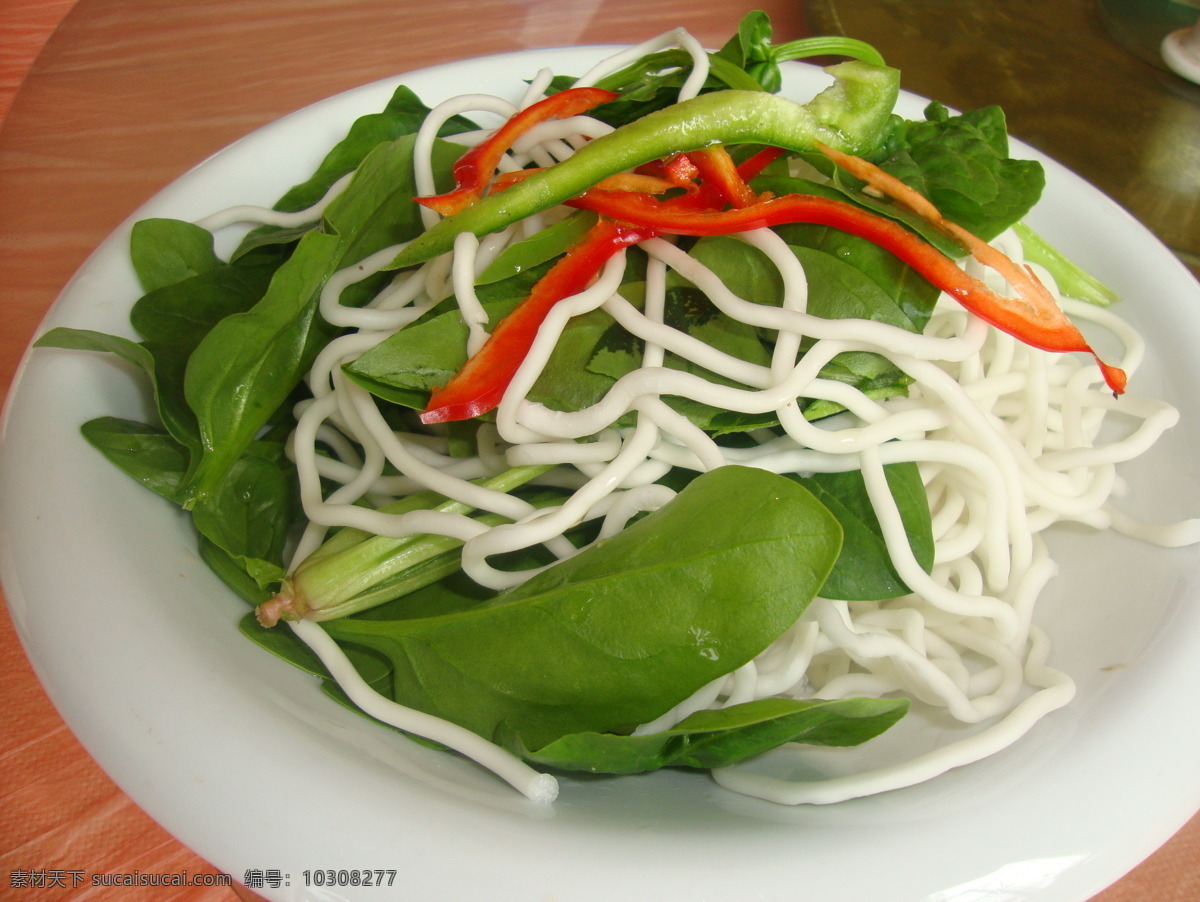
xmin=386 ymin=61 xmax=900 ymax=271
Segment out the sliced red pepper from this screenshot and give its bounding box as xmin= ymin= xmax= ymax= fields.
xmin=689 ymin=146 xmax=760 ymax=209
xmin=813 ymin=141 xmax=1126 ymax=394
xmin=493 ymin=152 xmax=753 ymax=212
xmin=736 ymin=146 xmax=786 ymax=181
xmin=568 ymin=185 xmax=1127 ymax=394
xmin=637 ymin=153 xmax=701 ymax=190
xmin=417 ymin=87 xmax=619 ymax=217
xmin=420 ymin=219 xmax=656 ymax=424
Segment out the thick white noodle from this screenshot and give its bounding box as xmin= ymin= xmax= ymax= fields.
xmin=573 ymin=28 xmax=710 ymax=100
xmin=289 ymin=620 xmax=558 ymax=804
xmin=194 ymin=171 xmax=355 ymax=232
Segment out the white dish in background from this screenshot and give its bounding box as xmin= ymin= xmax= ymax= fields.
xmin=2 ymin=47 xmax=1199 ymax=902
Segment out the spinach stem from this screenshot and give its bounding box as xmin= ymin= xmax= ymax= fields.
xmin=256 ymin=464 xmax=552 ymax=625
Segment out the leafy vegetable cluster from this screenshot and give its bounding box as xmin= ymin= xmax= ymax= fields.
xmin=35 ymin=12 xmax=1078 ymax=780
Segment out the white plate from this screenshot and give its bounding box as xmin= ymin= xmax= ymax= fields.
xmin=2 ymin=47 xmax=1199 ymax=902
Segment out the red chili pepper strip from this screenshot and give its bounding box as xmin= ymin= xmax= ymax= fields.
xmin=417 ymin=87 xmax=619 ymax=217
xmin=690 ymin=146 xmax=760 ymax=209
xmin=736 ymin=146 xmax=786 ymax=181
xmin=637 ymin=153 xmax=701 ymax=190
xmin=813 ymin=141 xmax=1126 ymax=394
xmin=567 ymin=188 xmax=1127 ymax=394
xmin=420 ymin=219 xmax=656 ymax=424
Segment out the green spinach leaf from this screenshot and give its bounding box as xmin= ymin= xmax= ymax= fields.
xmin=190 ymin=440 xmax=295 ymax=590
xmin=475 ymin=212 xmax=597 ymax=285
xmin=130 ymin=218 xmax=222 ymax=292
xmin=323 ymin=465 xmax=843 ymax=751
xmin=180 ymin=134 xmax=462 ymax=507
xmin=342 ymin=291 xmax=523 ymax=409
xmin=513 ymin=695 xmax=908 ymax=774
xmin=32 ymin=327 xmax=202 ymax=451
xmin=232 ymin=86 xmax=477 ymax=259
xmin=75 ymin=414 xmax=295 ymax=589
xmin=868 ymin=102 xmax=1044 ymax=241
xmin=792 ymin=463 xmax=934 ymax=600
xmin=79 ymin=416 xmax=189 ymax=502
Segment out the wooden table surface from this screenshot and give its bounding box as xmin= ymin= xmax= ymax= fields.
xmin=1 ymin=2 xmax=1197 ymax=900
